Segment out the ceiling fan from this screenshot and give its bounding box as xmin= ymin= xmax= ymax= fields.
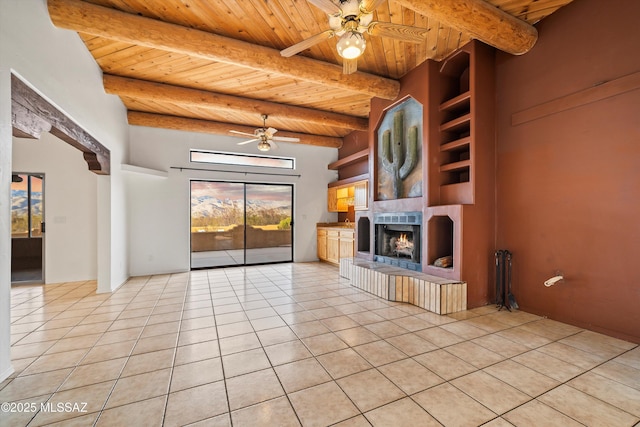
xmin=280 ymin=0 xmax=429 ymax=74
xmin=229 ymin=114 xmax=300 ymax=152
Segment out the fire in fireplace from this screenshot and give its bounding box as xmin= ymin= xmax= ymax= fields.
xmin=394 ymin=233 xmax=413 ymax=258
xmin=374 ymin=212 xmax=422 ymax=271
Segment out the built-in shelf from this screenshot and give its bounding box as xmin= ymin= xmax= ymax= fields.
xmin=328 ymin=173 xmax=369 ymax=188
xmin=439 ymin=91 xmax=471 ymax=113
xmin=121 ymin=164 xmax=168 ymax=178
xmin=440 ymin=160 xmax=471 ymax=173
xmin=441 ymin=136 xmax=471 ymax=152
xmin=437 ymin=44 xmax=473 ymax=204
xmin=328 ymin=148 xmax=369 ymax=170
xmin=440 ymin=113 xmax=471 ymax=133
xmin=439 ymin=49 xmax=471 ymax=78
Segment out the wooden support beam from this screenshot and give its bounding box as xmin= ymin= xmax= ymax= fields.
xmin=48 ymin=0 xmax=400 ymax=100
xmin=11 ymin=74 xmax=110 ymax=174
xmin=395 ymin=0 xmax=538 ymax=55
xmin=127 ymin=111 xmax=343 ymax=149
xmin=103 ymin=75 xmax=368 ymax=132
xmin=11 ymin=102 xmax=52 ymax=139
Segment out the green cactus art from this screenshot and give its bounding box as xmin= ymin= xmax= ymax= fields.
xmin=381 ymin=109 xmax=418 ymax=199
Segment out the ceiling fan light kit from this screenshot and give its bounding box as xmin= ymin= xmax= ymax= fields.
xmin=281 ymin=0 xmax=428 ymax=74
xmin=337 ymin=31 xmax=366 ymax=59
xmin=229 ymin=114 xmax=300 ymax=152
xmin=257 ymin=140 xmax=272 ymax=152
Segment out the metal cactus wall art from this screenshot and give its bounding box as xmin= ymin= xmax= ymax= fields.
xmin=381 ymin=109 xmax=419 ymax=199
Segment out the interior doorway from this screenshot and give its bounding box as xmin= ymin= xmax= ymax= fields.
xmin=190 ymin=181 xmax=293 ymax=268
xmin=11 ymin=173 xmax=45 ymax=283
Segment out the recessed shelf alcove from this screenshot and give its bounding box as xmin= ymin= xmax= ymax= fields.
xmin=423 ymin=205 xmax=462 ymax=281
xmin=357 ymin=216 xmax=370 ymax=253
xmin=427 ymin=215 xmax=453 ymax=267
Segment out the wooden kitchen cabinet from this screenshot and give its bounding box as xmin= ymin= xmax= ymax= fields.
xmin=326 ymin=230 xmax=340 ymax=264
xmin=339 ymin=230 xmax=354 ymax=260
xmin=354 ymin=180 xmax=368 ymax=210
xmin=317 ymin=225 xmax=355 ymax=265
xmin=327 ymin=181 xmax=368 ymax=212
xmin=317 ymin=228 xmax=327 ymax=260
xmin=327 ymin=187 xmax=339 ymax=212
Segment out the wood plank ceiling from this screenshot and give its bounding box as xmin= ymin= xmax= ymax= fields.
xmin=47 ymin=0 xmax=574 ymax=148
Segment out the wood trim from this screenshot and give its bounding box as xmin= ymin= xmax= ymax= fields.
xmin=512 ymin=71 xmax=640 ymax=126
xmin=48 ymin=0 xmax=400 ymax=100
xmin=395 ymin=0 xmax=538 ymax=55
xmin=11 ymin=74 xmax=110 ymax=175
xmin=327 ymin=148 xmax=369 ymax=170
xmin=127 ymin=111 xmax=343 ymax=148
xmin=103 ymin=75 xmax=368 ymax=131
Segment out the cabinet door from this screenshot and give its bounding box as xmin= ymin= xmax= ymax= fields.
xmin=327 ymin=187 xmax=338 ymax=212
xmin=317 ymin=229 xmax=327 ymax=260
xmin=354 ymin=181 xmax=368 ymax=211
xmin=326 ymin=231 xmax=340 ymax=264
xmin=339 ymin=230 xmax=354 ymax=258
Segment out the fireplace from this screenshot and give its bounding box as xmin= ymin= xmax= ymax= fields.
xmin=374 ymin=212 xmax=421 ymax=271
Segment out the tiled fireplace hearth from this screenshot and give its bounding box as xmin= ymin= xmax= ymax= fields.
xmin=340 ymin=258 xmax=467 ymax=315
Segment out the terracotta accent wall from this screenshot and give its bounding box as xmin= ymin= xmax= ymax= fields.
xmin=495 ymin=0 xmax=640 ymax=342
xmin=338 ymin=131 xmax=368 ymax=181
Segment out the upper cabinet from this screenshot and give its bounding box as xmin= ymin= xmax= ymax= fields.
xmin=354 ymin=180 xmax=368 ymax=211
xmin=327 ymin=179 xmax=368 ymax=212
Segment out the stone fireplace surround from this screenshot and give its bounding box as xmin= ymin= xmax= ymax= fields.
xmin=349 ymin=203 xmax=467 ymax=314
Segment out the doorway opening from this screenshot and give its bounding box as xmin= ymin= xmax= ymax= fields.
xmin=11 ymin=173 xmax=45 ymax=283
xmin=190 ymin=181 xmax=293 ymax=268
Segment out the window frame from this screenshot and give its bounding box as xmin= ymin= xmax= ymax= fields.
xmin=190 ymin=149 xmax=296 ymax=170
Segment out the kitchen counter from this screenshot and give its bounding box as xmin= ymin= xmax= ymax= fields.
xmin=316 ymin=222 xmax=355 ymax=229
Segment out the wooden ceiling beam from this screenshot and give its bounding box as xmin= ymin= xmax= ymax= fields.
xmin=12 ymin=74 xmax=110 ymax=174
xmin=48 ymin=0 xmax=399 ymax=100
xmin=395 ymin=0 xmax=538 ymax=55
xmin=103 ymin=74 xmax=369 ymax=131
xmin=127 ymin=112 xmax=343 ymax=149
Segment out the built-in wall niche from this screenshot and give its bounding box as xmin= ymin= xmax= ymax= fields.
xmin=423 ymin=205 xmax=462 ymax=281
xmin=427 ymin=216 xmax=453 ymax=268
xmin=439 ymin=48 xmax=472 ymax=198
xmin=357 ymin=216 xmax=370 ymax=253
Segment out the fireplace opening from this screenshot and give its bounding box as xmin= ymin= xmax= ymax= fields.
xmin=374 ymin=212 xmax=422 ymax=271
xmin=380 ymin=225 xmax=418 ymax=259
xmin=427 ymin=215 xmax=453 ymax=268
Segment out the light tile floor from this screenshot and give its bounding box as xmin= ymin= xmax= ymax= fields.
xmin=2 ymin=262 xmax=639 ymax=426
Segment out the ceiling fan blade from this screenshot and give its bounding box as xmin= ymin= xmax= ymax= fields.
xmin=306 ymin=0 xmax=341 ymax=15
xmin=237 ymin=138 xmax=259 ymax=145
xmin=229 ymin=130 xmax=256 ymax=137
xmin=343 ymin=57 xmax=358 ymax=75
xmin=269 ymin=140 xmax=279 ymax=150
xmin=281 ymin=29 xmax=335 ymax=57
xmin=360 ymin=0 xmax=387 ymax=14
xmin=273 ymin=136 xmax=300 ymax=143
xmin=266 ymin=127 xmax=278 ymax=136
xmin=367 ymin=21 xmax=429 ymax=43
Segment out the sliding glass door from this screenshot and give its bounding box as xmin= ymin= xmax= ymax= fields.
xmin=190 ymin=181 xmax=293 ymax=268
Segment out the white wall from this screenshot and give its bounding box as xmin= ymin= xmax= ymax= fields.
xmin=12 ymin=133 xmax=98 ymax=283
xmin=127 ymin=125 xmax=339 ymax=276
xmin=0 ymin=0 xmax=130 ymax=381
